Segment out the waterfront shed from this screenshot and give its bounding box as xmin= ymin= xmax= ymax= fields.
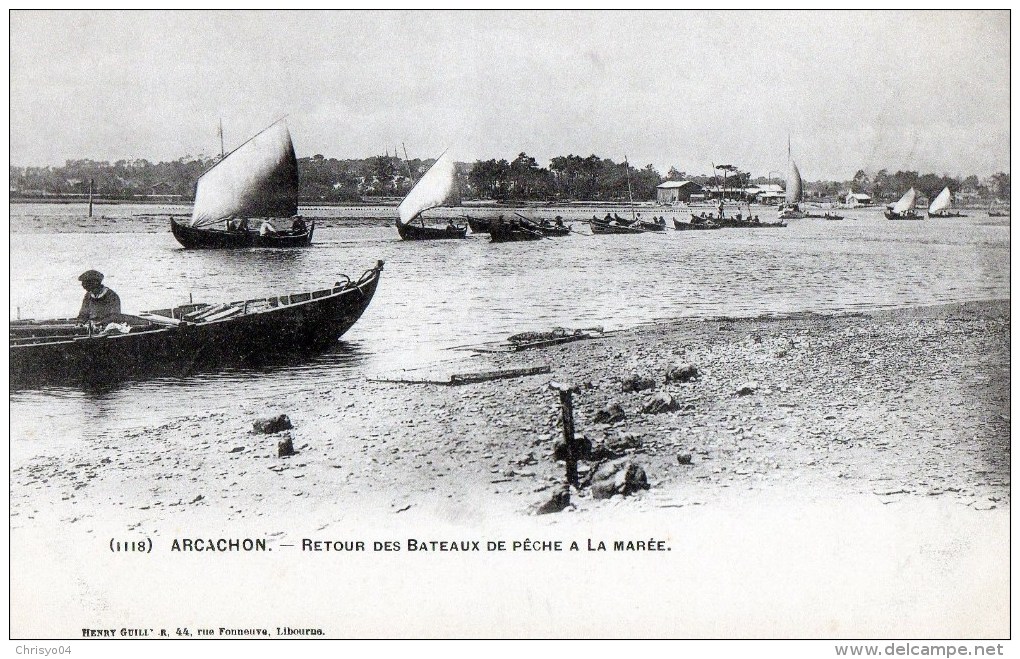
xmin=656 ymin=180 xmax=704 ymax=204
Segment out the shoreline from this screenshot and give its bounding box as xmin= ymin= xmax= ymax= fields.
xmin=10 ymin=297 xmax=1010 ymax=637
xmin=12 ymin=297 xmax=1009 ymax=525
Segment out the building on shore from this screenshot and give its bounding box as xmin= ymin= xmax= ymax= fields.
xmin=656 ymin=180 xmax=704 ymax=204
xmin=845 ymin=192 xmax=872 ymax=207
xmin=745 ymin=184 xmax=785 ymax=205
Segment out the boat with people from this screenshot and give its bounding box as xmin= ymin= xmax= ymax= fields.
xmin=395 ymin=151 xmax=467 ymax=240
xmin=777 ymin=160 xmax=805 ymax=220
xmin=489 ymin=216 xmax=545 ymax=243
xmin=987 ymin=203 xmax=1010 ymax=218
xmin=588 ymin=214 xmax=647 ymax=235
xmin=689 ymin=207 xmax=786 ymax=229
xmin=465 ymin=215 xmax=493 ymax=234
xmin=804 ymin=211 xmax=845 ymax=220
xmin=170 ymin=120 xmax=314 ymax=249
xmin=673 ymin=216 xmax=722 ymax=231
xmin=885 ymin=188 xmax=923 ymax=220
xmin=635 ymin=215 xmax=668 ymax=231
xmin=927 ymin=186 xmax=966 ymax=218
xmin=11 ymin=262 xmax=384 ymax=388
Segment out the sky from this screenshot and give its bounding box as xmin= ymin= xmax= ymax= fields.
xmin=9 ymin=10 xmax=1011 ymax=180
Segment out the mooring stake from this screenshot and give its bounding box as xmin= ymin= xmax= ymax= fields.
xmin=549 ymin=381 xmax=580 ymax=487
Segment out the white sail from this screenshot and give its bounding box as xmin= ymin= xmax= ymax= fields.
xmin=892 ymin=187 xmax=917 ymax=214
xmin=928 ymin=186 xmax=951 ymax=214
xmin=190 ymin=122 xmax=299 ymax=227
xmin=785 ymin=161 xmax=803 ymax=204
xmin=397 ymin=151 xmax=457 ymax=225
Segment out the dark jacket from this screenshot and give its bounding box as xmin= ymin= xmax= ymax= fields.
xmin=77 ymin=287 xmax=122 ymax=323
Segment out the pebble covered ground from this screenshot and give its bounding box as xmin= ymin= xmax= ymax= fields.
xmin=10 ymin=299 xmax=1009 ymax=533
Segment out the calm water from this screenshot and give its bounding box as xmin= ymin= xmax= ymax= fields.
xmin=9 ymin=202 xmax=1010 ymax=445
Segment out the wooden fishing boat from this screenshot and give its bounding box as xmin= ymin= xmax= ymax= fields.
xmin=489 ymin=220 xmax=544 ymax=243
xmin=673 ymin=217 xmax=722 ymax=231
xmin=171 ymin=217 xmax=314 ymax=248
xmin=588 ymin=217 xmax=646 ymax=235
xmin=804 ymin=212 xmax=845 ymax=220
xmin=396 ymin=151 xmax=467 ymax=240
xmin=927 ymin=186 xmax=966 ymax=218
xmin=885 ymin=188 xmax=923 ymax=220
xmin=988 ymin=210 xmax=1010 ymax=217
xmin=170 ymin=121 xmax=312 ymax=249
xmin=11 ymin=262 xmax=384 ymax=388
xmin=466 ymin=215 xmax=493 ymax=234
xmin=689 ymin=212 xmax=786 ymax=229
xmin=637 ymin=219 xmax=667 ymax=232
xmin=537 ymin=222 xmax=572 ymax=237
xmin=777 ymin=160 xmax=805 ymax=219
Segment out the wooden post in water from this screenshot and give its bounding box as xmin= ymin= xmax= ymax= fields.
xmin=88 ymin=179 xmax=94 ymax=218
xmin=549 ymin=381 xmax=580 ymax=487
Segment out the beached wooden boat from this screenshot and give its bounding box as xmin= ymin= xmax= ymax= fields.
xmin=927 ymin=186 xmax=966 ymax=218
xmin=885 ymin=188 xmax=923 ymax=220
xmin=396 ymin=151 xmax=467 ymax=240
xmin=170 ymin=121 xmax=312 ymax=249
xmin=11 ymin=262 xmax=383 ymax=388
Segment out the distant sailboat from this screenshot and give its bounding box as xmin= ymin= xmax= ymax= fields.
xmin=927 ymin=186 xmax=965 ymax=218
xmin=778 ymin=160 xmax=805 ymax=220
xmin=395 ymin=151 xmax=467 ymax=240
xmin=884 ymin=187 xmax=922 ymax=220
xmin=170 ymin=120 xmax=313 ymax=248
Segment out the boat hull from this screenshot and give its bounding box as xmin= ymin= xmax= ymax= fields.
xmin=690 ymin=214 xmax=786 ymax=229
xmin=11 ymin=263 xmax=383 ymax=389
xmin=588 ymin=219 xmax=645 ymax=235
xmin=673 ymin=218 xmax=721 ymax=230
xmin=466 ymin=216 xmax=493 ymax=234
xmin=396 ymin=222 xmax=468 ymax=240
xmin=171 ymin=218 xmax=314 ymax=248
xmin=884 ymin=210 xmax=924 ymax=220
xmin=927 ymin=211 xmax=967 ymax=218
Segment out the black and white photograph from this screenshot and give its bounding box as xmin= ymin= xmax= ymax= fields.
xmin=8 ymin=9 xmax=1010 ymax=644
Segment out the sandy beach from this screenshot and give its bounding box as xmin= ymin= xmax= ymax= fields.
xmin=10 ymin=299 xmax=1009 ymax=637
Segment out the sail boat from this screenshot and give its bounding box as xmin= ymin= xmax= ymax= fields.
xmin=777 ymin=160 xmax=806 ymax=220
xmin=987 ymin=200 xmax=1010 ymax=217
xmin=927 ymin=186 xmax=965 ymax=218
xmin=170 ymin=120 xmax=313 ymax=249
xmin=884 ymin=187 xmax=922 ymax=220
xmin=395 ymin=151 xmax=467 ymax=240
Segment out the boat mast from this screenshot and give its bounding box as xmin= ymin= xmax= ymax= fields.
xmin=218 ymin=118 xmax=225 ymax=159
xmin=624 ymin=155 xmax=635 ymax=221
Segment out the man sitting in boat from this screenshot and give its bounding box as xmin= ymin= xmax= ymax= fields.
xmin=260 ymin=220 xmax=277 ymax=236
xmin=76 ymin=270 xmax=121 ymax=324
xmin=445 ymin=218 xmax=460 ymax=234
xmin=291 ymin=217 xmax=307 ymax=233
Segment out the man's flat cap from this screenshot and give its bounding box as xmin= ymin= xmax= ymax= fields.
xmin=78 ymin=270 xmax=104 ymax=282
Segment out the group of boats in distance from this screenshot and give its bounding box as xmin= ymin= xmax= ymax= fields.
xmin=884 ymin=186 xmax=970 ymax=220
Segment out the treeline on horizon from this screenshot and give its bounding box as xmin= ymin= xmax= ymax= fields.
xmin=9 ymin=153 xmax=1010 ymax=203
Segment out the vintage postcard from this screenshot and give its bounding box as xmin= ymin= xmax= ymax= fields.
xmin=8 ymin=10 xmax=1010 ymax=642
